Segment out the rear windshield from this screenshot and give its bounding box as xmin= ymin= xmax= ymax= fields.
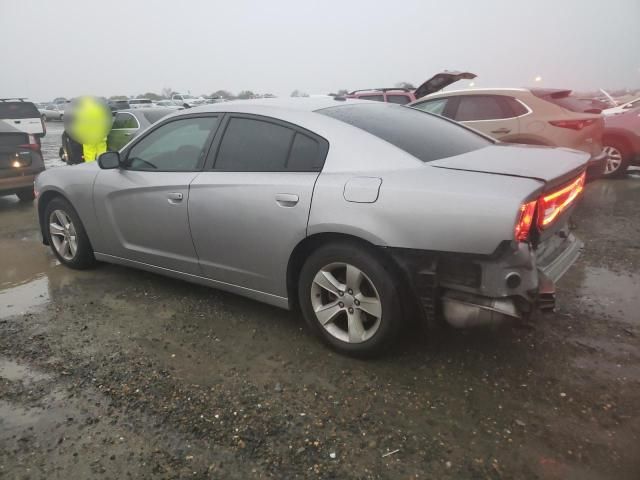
xmin=0 ymin=133 xmax=28 ymax=146
xmin=131 ymin=99 xmax=152 ymax=104
xmin=318 ymin=103 xmax=491 ymax=162
xmin=0 ymin=102 xmax=40 ymax=119
xmin=142 ymin=109 xmax=173 ymax=124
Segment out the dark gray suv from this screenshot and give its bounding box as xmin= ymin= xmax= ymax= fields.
xmin=0 ymin=100 xmax=46 ymax=202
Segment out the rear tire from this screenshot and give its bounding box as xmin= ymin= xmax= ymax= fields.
xmin=16 ymin=188 xmax=35 ymax=202
xmin=298 ymin=242 xmax=403 ymax=357
xmin=602 ymin=139 xmax=631 ymax=178
xmin=44 ymin=197 xmax=96 ymax=269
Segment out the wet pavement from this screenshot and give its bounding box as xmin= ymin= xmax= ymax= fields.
xmin=0 ymin=133 xmax=639 ymax=478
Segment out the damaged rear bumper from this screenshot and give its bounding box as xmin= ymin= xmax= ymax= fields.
xmin=389 ymin=229 xmax=583 ymax=328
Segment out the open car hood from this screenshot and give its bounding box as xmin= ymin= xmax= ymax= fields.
xmin=413 ymin=71 xmax=476 ymax=99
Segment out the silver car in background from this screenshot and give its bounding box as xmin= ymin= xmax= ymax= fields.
xmin=35 ymin=98 xmax=588 ymax=356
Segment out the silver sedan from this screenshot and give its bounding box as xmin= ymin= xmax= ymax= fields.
xmin=35 ymin=98 xmax=588 ymax=356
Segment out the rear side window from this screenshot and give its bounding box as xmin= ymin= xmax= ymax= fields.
xmin=215 ymin=118 xmax=294 ymax=171
xmin=287 ymin=133 xmax=322 ymax=171
xmin=112 ymin=113 xmax=139 ymax=129
xmin=412 ymin=98 xmax=449 ymax=116
xmin=319 ymin=103 xmax=490 ymax=162
xmin=0 ymin=102 xmax=40 ymax=119
xmin=387 ymin=94 xmax=411 ymax=105
xmin=358 ymin=95 xmax=384 ymax=102
xmin=455 ymin=95 xmax=508 ymax=121
xmin=504 ymin=97 xmax=529 ymax=116
xmin=214 ymin=117 xmax=327 ymax=172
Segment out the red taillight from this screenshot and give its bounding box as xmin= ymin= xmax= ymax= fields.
xmin=515 ymin=200 xmax=537 ymax=242
xmin=18 ymin=134 xmax=40 ymax=151
xmin=537 ymin=172 xmax=585 ymax=228
xmin=548 ymin=119 xmax=596 ymax=130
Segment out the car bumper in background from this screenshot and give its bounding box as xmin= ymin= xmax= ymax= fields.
xmin=0 ymin=168 xmax=43 ymax=194
xmin=585 ymin=150 xmax=607 ymax=180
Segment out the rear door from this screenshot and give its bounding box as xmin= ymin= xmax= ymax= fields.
xmin=449 ymin=95 xmax=521 ymax=140
xmin=188 ymin=114 xmax=328 ymax=297
xmin=93 ymin=115 xmax=220 ymax=273
xmin=0 ymin=102 xmax=45 ymax=136
xmin=108 ymin=112 xmax=140 ymax=151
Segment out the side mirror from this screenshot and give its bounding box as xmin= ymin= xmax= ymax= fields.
xmin=98 ymin=151 xmax=120 ymax=169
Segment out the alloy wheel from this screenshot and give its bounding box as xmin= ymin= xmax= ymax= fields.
xmin=603 ymin=145 xmax=623 ymax=175
xmin=310 ymin=262 xmax=382 ymax=343
xmin=49 ymin=209 xmax=78 ymax=261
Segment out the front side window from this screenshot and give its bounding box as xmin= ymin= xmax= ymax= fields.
xmin=412 ymin=98 xmax=449 ymax=116
xmin=112 ymin=113 xmax=139 ymax=129
xmin=126 ymin=116 xmax=218 ymax=171
xmin=215 ymin=117 xmax=294 ymax=171
xmin=455 ymin=95 xmax=508 ymax=121
xmin=387 ymin=94 xmax=411 ymax=105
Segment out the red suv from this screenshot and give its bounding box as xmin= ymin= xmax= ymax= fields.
xmin=345 ymin=71 xmax=476 ymax=104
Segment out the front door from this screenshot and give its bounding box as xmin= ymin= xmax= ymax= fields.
xmin=94 ymin=115 xmax=220 ymax=274
xmin=189 ymin=114 xmax=328 ymax=297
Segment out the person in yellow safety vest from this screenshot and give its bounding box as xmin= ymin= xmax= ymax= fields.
xmin=67 ymin=96 xmax=112 ymax=162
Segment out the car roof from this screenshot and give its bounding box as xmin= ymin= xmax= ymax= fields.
xmin=421 ymin=87 xmax=531 ymax=99
xmin=182 ymin=97 xmax=370 ymax=115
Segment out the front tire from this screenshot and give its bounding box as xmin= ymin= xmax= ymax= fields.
xmin=298 ymin=242 xmax=403 ymax=356
xmin=44 ymin=197 xmax=96 ymax=269
xmin=602 ymin=139 xmax=631 ymax=178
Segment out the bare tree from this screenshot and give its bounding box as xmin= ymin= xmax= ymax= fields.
xmin=161 ymin=87 xmax=174 ymax=99
xmin=395 ymin=82 xmax=415 ymax=90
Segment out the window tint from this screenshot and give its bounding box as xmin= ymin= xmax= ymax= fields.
xmin=319 ymin=103 xmax=490 ymax=163
xmin=412 ymin=98 xmax=448 ymax=116
xmin=0 ymin=102 xmax=40 ymax=119
xmin=112 ymin=113 xmax=139 ymax=129
xmin=387 ymin=94 xmax=411 ymax=105
xmin=142 ymin=109 xmax=172 ymax=124
xmin=358 ymin=95 xmax=384 ymax=102
xmin=287 ymin=133 xmax=322 ymax=171
xmin=455 ymin=96 xmax=509 ymax=121
xmin=215 ymin=117 xmax=294 ymax=171
xmin=504 ymin=97 xmax=529 ymax=116
xmin=127 ymin=116 xmax=218 ymax=171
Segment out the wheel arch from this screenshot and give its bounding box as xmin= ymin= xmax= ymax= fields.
xmin=37 ymin=189 xmax=72 ymax=245
xmin=286 ymin=232 xmax=410 ymax=312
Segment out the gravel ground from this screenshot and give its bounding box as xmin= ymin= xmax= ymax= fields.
xmin=0 ymin=127 xmax=639 ymax=479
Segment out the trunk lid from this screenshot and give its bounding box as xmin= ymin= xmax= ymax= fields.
xmin=430 ymin=143 xmax=588 ymax=186
xmin=413 ymin=71 xmax=477 ymax=100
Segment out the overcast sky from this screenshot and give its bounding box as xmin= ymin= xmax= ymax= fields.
xmin=1 ymin=0 xmax=638 ymax=101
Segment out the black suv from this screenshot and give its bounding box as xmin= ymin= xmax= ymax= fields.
xmin=0 ymin=98 xmax=46 ymax=202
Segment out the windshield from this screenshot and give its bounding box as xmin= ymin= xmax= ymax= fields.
xmin=318 ymin=102 xmax=491 ymax=162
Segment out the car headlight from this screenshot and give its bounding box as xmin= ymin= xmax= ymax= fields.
xmin=12 ymin=160 xmax=22 ymax=168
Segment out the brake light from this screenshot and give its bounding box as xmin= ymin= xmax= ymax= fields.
xmin=18 ymin=134 xmax=40 ymax=151
xmin=549 ymin=119 xmax=596 ymax=130
xmin=514 ymin=200 xmax=537 ymax=242
xmin=537 ymin=172 xmax=585 ymax=228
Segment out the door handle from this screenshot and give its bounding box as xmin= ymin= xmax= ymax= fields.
xmin=491 ymin=128 xmax=511 ymax=134
xmin=167 ymin=192 xmax=183 ymax=204
xmin=275 ymin=193 xmax=299 ymax=207
xmin=124 ymin=132 xmax=133 ymax=137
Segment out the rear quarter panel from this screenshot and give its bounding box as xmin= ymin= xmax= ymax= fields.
xmin=309 ymin=164 xmax=543 ymax=255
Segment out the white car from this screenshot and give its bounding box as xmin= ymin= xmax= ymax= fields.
xmin=171 ymin=93 xmax=206 ymax=108
xmin=603 ymin=97 xmax=640 ymax=116
xmin=128 ymin=98 xmax=156 ymax=109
